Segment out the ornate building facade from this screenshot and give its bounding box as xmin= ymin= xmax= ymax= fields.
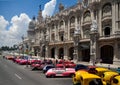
xmin=27 ymin=0 xmax=120 ymax=65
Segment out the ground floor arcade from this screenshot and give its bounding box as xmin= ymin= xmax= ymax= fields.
xmin=47 ymin=39 xmax=120 ymax=65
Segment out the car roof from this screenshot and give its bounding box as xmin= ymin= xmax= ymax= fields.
xmin=115 ymin=75 xmax=120 ymax=79
xmin=96 ymin=67 xmax=110 ymax=72
xmin=80 ymin=73 xmax=101 ymax=79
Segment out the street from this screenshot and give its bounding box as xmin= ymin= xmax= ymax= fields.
xmin=0 ymin=56 xmax=72 ymax=85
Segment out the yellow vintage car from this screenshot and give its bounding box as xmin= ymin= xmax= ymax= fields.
xmin=111 ymin=75 xmax=120 ymax=85
xmin=101 ymin=71 xmax=119 ymax=85
xmin=72 ymin=70 xmax=106 ymax=85
xmin=95 ymin=67 xmax=111 ymax=77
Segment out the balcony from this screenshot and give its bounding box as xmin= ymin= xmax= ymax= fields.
xmin=59 ymin=28 xmax=64 ymax=33
xmin=99 ymin=33 xmax=120 ymax=41
xmin=102 ymin=15 xmax=112 ymax=22
xmin=82 ymin=21 xmax=91 ymax=26
xmin=70 ymin=23 xmax=75 ymax=28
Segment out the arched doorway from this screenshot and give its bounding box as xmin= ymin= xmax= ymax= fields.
xmin=79 ymin=43 xmax=90 ymax=62
xmin=69 ymin=47 xmax=74 ymax=60
xmin=59 ymin=48 xmax=64 ymax=59
xmin=100 ymin=45 xmax=114 ymax=64
xmin=51 ymin=48 xmax=55 ymax=59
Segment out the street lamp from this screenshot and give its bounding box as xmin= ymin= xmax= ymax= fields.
xmin=90 ymin=20 xmax=99 ymax=66
xmin=43 ymin=23 xmax=49 ymax=60
xmin=21 ymin=36 xmax=24 ymax=57
xmin=73 ymin=26 xmax=80 ymax=62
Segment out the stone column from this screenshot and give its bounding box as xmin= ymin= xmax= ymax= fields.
xmin=54 ymin=47 xmax=57 ymax=59
xmin=113 ymin=40 xmax=118 ymax=64
xmin=112 ymin=3 xmax=116 ymax=32
xmin=89 ymin=20 xmax=99 ymax=66
xmin=73 ymin=26 xmax=80 ymax=62
xmin=116 ymin=3 xmax=119 ymax=30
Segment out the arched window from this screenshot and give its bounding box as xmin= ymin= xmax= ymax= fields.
xmin=102 ymin=3 xmax=112 ymax=18
xmin=51 ymin=34 xmax=55 ymax=41
xmin=60 ymin=20 xmax=64 ymax=28
xmin=83 ymin=29 xmax=90 ymax=38
xmin=83 ymin=11 xmax=91 ymax=22
xmin=70 ymin=16 xmax=75 ymax=27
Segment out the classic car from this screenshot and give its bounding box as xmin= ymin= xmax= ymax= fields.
xmin=56 ymin=60 xmax=76 ymax=68
xmin=19 ymin=59 xmax=28 ymax=65
xmin=45 ymin=68 xmax=75 ymax=78
xmin=101 ymin=71 xmax=119 ymax=85
xmin=111 ymin=75 xmax=120 ymax=85
xmin=116 ymin=67 xmax=120 ymax=73
xmin=74 ymin=64 xmax=88 ymax=71
xmin=43 ymin=64 xmax=55 ymax=73
xmin=72 ymin=70 xmax=106 ymax=85
xmin=30 ymin=61 xmax=42 ymax=70
xmin=95 ymin=67 xmax=111 ymax=77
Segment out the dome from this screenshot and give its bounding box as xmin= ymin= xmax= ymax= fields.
xmin=29 ymin=17 xmax=36 ymax=29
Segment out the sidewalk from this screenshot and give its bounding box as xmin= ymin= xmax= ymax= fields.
xmin=75 ymin=61 xmax=120 ymax=69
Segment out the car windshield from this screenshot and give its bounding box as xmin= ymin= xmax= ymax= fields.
xmin=89 ymin=79 xmax=103 ymax=85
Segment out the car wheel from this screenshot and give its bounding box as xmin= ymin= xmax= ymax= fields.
xmin=70 ymin=73 xmax=75 ymax=77
xmin=51 ymin=75 xmax=55 ymax=78
xmin=46 ymin=75 xmax=49 ymax=78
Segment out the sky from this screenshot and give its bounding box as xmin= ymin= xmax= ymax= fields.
xmin=0 ymin=0 xmax=81 ymax=47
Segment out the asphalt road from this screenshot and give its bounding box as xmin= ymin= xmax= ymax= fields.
xmin=0 ymin=56 xmax=73 ymax=85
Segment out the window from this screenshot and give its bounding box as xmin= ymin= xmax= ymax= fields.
xmin=104 ymin=27 xmax=110 ymax=36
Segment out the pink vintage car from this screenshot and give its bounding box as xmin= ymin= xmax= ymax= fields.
xmin=45 ymin=68 xmax=75 ymax=78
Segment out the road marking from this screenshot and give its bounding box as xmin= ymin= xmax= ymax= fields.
xmin=15 ymin=74 xmax=22 ymax=80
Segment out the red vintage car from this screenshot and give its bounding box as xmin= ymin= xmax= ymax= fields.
xmin=30 ymin=61 xmax=42 ymax=70
xmin=56 ymin=60 xmax=76 ymax=68
xmin=45 ymin=68 xmax=75 ymax=78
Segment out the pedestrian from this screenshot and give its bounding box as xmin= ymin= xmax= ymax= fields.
xmin=108 ymin=65 xmax=110 ymax=69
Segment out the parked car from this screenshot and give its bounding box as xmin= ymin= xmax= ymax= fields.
xmin=74 ymin=64 xmax=88 ymax=71
xmin=56 ymin=60 xmax=76 ymax=68
xmin=72 ymin=70 xmax=106 ymax=85
xmin=101 ymin=71 xmax=119 ymax=85
xmin=19 ymin=59 xmax=28 ymax=65
xmin=116 ymin=67 xmax=120 ymax=73
xmin=30 ymin=61 xmax=42 ymax=70
xmin=87 ymin=65 xmax=97 ymax=74
xmin=95 ymin=67 xmax=111 ymax=77
xmin=45 ymin=68 xmax=75 ymax=78
xmin=111 ymin=75 xmax=120 ymax=85
xmin=43 ymin=64 xmax=55 ymax=73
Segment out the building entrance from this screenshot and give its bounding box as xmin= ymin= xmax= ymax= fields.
xmin=51 ymin=48 xmax=55 ymax=58
xmin=58 ymin=48 xmax=64 ymax=59
xmin=100 ymin=45 xmax=114 ymax=64
xmin=69 ymin=47 xmax=74 ymax=60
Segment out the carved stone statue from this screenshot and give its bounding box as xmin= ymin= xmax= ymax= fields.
xmin=74 ymin=26 xmax=80 ymax=35
xmin=91 ymin=20 xmax=98 ymax=32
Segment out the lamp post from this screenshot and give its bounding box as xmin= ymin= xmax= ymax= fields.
xmin=43 ymin=19 xmax=49 ymax=60
xmin=73 ymin=26 xmax=80 ymax=62
xmin=90 ymin=20 xmax=99 ymax=66
xmin=21 ymin=36 xmax=24 ymax=57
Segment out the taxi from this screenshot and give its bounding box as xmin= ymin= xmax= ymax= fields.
xmin=111 ymin=75 xmax=120 ymax=85
xmin=101 ymin=71 xmax=119 ymax=85
xmin=72 ymin=70 xmax=106 ymax=85
xmin=95 ymin=67 xmax=111 ymax=77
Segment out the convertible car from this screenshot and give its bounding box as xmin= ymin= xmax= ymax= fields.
xmin=72 ymin=70 xmax=106 ymax=85
xmin=101 ymin=71 xmax=119 ymax=85
xmin=45 ymin=68 xmax=75 ymax=78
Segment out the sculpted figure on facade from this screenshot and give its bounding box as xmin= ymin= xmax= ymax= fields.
xmin=90 ymin=20 xmax=98 ymax=32
xmin=74 ymin=26 xmax=80 ymax=35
